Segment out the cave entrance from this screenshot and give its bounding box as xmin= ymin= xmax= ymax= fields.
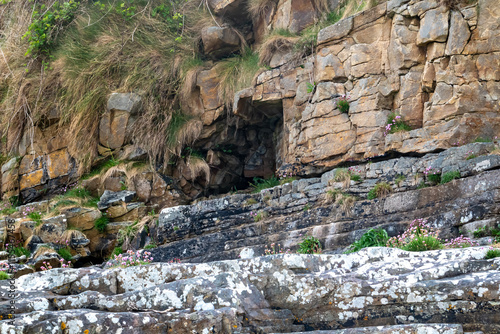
xmin=234 ymin=96 xmax=284 ymax=182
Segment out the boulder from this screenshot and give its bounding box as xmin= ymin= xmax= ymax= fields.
xmin=417 ymin=7 xmax=449 ymax=45
xmin=201 ymin=26 xmax=240 ymax=58
xmin=99 ymin=93 xmax=142 ymax=149
xmin=97 ymin=190 xmax=136 ymax=211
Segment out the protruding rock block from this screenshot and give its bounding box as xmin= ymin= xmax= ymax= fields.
xmin=201 ymin=26 xmax=240 ymax=58
xmin=99 ymin=93 xmax=142 ymax=149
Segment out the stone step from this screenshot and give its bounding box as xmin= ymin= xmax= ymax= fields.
xmin=273 ymin=323 xmax=465 ymax=334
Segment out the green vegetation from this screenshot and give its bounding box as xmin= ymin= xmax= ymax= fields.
xmin=11 ymin=246 xmax=31 ymax=258
xmin=336 ymin=96 xmax=350 ymax=113
xmin=28 ymin=212 xmax=43 ymax=225
xmin=112 ymin=246 xmax=123 ymax=257
xmin=427 ymin=173 xmax=442 ymax=184
xmin=252 ymin=211 xmax=269 ymax=222
xmin=303 ymin=204 xmax=311 ymax=211
xmin=23 ymin=0 xmax=81 ymax=56
xmin=485 ymin=248 xmax=500 ymax=259
xmin=82 ymin=156 xmax=121 ymax=180
xmin=57 ymin=247 xmax=73 ymax=261
xmin=217 ymin=48 xmax=261 ymax=107
xmin=367 ymin=182 xmax=393 ymax=200
xmin=144 ymin=243 xmax=157 ymax=250
xmin=473 ymin=225 xmax=500 ymax=240
xmin=474 ymin=137 xmax=492 ymax=143
xmin=385 ymin=113 xmax=412 ymax=135
xmin=94 ymin=215 xmax=109 ymax=233
xmin=395 ymin=174 xmax=406 ymax=186
xmin=250 ymin=176 xmax=280 ymax=193
xmin=297 ymin=236 xmax=322 ymax=254
xmin=0 ymin=271 xmax=10 ymax=280
xmin=327 ymin=189 xmax=357 ymax=213
xmin=0 ymin=0 xmax=215 ymax=172
xmin=440 ymin=170 xmax=460 ymax=184
xmin=345 ymin=228 xmax=389 ymax=254
xmin=387 ymin=219 xmax=444 ymax=252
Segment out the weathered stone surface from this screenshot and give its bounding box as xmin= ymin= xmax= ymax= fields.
xmin=197 ymin=67 xmax=223 ymax=111
xmin=2 ymin=247 xmax=499 ymax=333
xmin=318 ymin=16 xmax=353 ymax=44
xmin=99 ymin=93 xmax=142 ymax=149
xmin=97 ymin=190 xmax=136 ymax=211
xmin=201 ymin=26 xmax=240 ymax=58
xmin=417 ymin=7 xmax=449 ymax=45
xmin=446 ymin=10 xmax=471 ymax=55
xmin=273 ymin=0 xmax=318 ymax=33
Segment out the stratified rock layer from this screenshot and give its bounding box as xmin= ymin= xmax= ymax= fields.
xmin=1 ymin=247 xmax=499 ymax=333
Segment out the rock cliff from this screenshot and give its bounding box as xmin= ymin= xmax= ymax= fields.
xmin=0 ymin=0 xmax=500 ymax=333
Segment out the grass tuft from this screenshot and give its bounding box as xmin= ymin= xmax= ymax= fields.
xmin=345 ymin=228 xmax=389 ymax=253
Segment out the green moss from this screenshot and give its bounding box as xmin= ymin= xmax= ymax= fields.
xmin=440 ymin=170 xmax=460 ymax=184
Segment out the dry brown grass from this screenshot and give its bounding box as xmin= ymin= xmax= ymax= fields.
xmin=186 ymin=155 xmax=211 ymax=184
xmin=0 ymin=0 xmax=213 ymax=172
xmin=33 ymin=245 xmax=55 ymax=259
xmin=60 ymin=229 xmax=87 ymax=245
xmin=247 ymin=0 xmax=279 ymax=22
xmin=258 ymin=34 xmax=299 ymax=66
xmin=341 ymin=0 xmax=379 ymax=20
xmin=334 ymin=168 xmax=351 ymax=189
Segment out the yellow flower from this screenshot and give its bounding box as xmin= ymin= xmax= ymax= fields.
xmin=61 ymin=322 xmax=66 ymax=330
xmin=84 ymin=330 xmax=89 ymax=334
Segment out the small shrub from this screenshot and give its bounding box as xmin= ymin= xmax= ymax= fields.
xmin=387 ymin=219 xmax=443 ymax=252
xmin=57 ymin=247 xmax=73 ymax=261
xmin=384 ymin=113 xmax=411 ymax=136
xmin=443 ymin=236 xmax=478 ymax=248
xmin=306 ymin=82 xmax=316 ymax=94
xmin=465 ymin=150 xmax=477 ymax=160
xmin=367 ymin=182 xmax=393 ymax=200
xmin=345 ymin=228 xmax=389 ymax=254
xmin=473 ymin=226 xmax=489 ymax=238
xmin=336 ymin=95 xmax=350 ymax=113
xmin=485 ymin=248 xmax=500 ymax=259
xmin=0 ymin=271 xmax=10 ymax=280
xmin=105 ymin=250 xmax=153 ymax=268
xmin=424 ymin=166 xmax=441 ymax=184
xmin=11 ymin=246 xmax=31 ymax=258
xmin=251 ymin=211 xmax=269 ymax=222
xmin=440 ymin=170 xmax=460 ymax=184
xmin=250 ymin=176 xmax=280 ymax=193
xmin=297 ymin=236 xmax=322 ymax=254
xmin=94 ymin=215 xmax=109 ymax=233
xmin=28 ymin=212 xmax=43 ymax=225
xmin=395 ymin=175 xmax=405 ymax=187
xmin=264 ymin=243 xmax=290 ymax=256
xmin=303 ymin=204 xmax=311 ymax=211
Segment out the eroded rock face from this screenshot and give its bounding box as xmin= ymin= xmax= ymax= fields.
xmin=1 ymin=247 xmax=499 ymax=333
xmin=99 ymin=93 xmax=142 ymax=149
